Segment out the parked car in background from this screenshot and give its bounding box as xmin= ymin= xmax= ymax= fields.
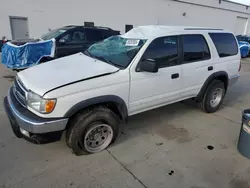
xmin=236 ymin=35 xmax=250 ymax=58
xmin=236 ymin=35 xmax=250 ymax=43
xmin=11 ymin=25 xmax=120 ymax=59
xmin=4 ymin=26 xmax=240 ymax=155
xmin=238 ymin=41 xmax=250 ymax=58
xmin=1 ymin=25 xmax=120 ymax=70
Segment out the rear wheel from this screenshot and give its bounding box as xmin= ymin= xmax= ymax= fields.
xmin=66 ymin=106 xmax=119 ymax=155
xmin=199 ymin=80 xmax=226 ymax=113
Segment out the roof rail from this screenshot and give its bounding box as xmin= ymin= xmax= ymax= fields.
xmin=184 ymin=28 xmax=223 ymax=31
xmin=63 ymin=25 xmax=113 ymax=30
xmin=93 ymin=26 xmax=113 ymax=30
xmin=65 ymin=25 xmax=78 ymax=27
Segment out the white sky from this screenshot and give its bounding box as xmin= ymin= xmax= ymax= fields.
xmin=230 ymin=0 xmax=250 ymax=5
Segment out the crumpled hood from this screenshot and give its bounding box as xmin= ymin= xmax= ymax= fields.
xmin=10 ymin=38 xmax=40 ymax=46
xmin=17 ymin=53 xmax=119 ymax=96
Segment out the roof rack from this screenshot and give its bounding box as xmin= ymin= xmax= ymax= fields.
xmin=184 ymin=28 xmax=223 ymax=31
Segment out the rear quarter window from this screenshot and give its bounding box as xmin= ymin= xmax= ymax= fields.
xmin=209 ymin=33 xmax=238 ymax=58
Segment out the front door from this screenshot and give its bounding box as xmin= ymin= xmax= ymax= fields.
xmin=180 ymin=34 xmax=212 ymax=99
xmin=10 ymin=17 xmax=29 ymax=39
xmin=129 ymin=36 xmax=182 ymax=115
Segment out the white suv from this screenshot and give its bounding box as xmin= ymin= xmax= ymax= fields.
xmin=4 ymin=26 xmax=240 ymax=155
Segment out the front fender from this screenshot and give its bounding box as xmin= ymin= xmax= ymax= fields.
xmin=64 ymin=95 xmax=128 ymax=120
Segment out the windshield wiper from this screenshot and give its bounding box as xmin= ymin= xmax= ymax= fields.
xmin=83 ymin=49 xmax=94 ymax=58
xmin=97 ymin=56 xmax=123 ymax=69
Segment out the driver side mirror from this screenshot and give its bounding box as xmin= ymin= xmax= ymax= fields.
xmin=139 ymin=59 xmax=158 ymax=73
xmin=59 ymin=38 xmax=66 ymax=44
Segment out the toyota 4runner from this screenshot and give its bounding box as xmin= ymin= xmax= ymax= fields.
xmin=4 ymin=26 xmax=240 ymax=155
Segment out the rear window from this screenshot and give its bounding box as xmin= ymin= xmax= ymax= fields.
xmin=209 ymin=33 xmax=238 ymax=58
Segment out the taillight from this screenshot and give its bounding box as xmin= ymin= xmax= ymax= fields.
xmin=239 ymin=60 xmax=242 ymax=72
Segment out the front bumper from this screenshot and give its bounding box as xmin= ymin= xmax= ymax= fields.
xmin=4 ymin=87 xmax=68 ymax=143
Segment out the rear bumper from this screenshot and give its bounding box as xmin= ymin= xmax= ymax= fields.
xmin=3 ymin=87 xmax=68 ymax=143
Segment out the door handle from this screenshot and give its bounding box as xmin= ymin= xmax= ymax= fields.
xmin=208 ymin=66 xmax=213 ymax=71
xmin=171 ymin=73 xmax=179 ymax=79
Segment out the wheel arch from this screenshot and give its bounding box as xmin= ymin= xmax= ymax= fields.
xmin=64 ymin=95 xmax=128 ymax=121
xmin=196 ymin=71 xmax=229 ymax=102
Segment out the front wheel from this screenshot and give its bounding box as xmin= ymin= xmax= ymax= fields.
xmin=199 ymin=80 xmax=226 ymax=113
xmin=66 ymin=107 xmax=119 ymax=155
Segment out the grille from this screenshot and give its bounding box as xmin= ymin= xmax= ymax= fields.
xmin=13 ymin=78 xmax=27 ymax=107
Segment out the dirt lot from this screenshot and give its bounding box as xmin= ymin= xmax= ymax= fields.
xmin=0 ymin=58 xmax=250 ymax=188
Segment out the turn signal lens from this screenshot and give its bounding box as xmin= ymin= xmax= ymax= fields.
xmin=45 ymin=100 xmax=56 ymax=113
xmin=27 ymin=91 xmax=57 ymax=114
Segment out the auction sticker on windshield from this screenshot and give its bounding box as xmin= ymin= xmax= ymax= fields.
xmin=125 ymin=39 xmax=140 ymax=46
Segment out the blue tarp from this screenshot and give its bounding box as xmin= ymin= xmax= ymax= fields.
xmin=1 ymin=39 xmax=55 ymax=69
xmin=238 ymin=41 xmax=250 ymax=58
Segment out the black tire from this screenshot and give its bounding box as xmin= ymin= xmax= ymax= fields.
xmin=199 ymin=80 xmax=226 ymax=113
xmin=66 ymin=106 xmax=119 ymax=155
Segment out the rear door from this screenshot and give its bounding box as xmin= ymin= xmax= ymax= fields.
xmin=56 ymin=29 xmax=88 ymax=57
xmin=208 ymin=33 xmax=240 ymax=79
xmin=180 ymin=34 xmax=212 ymax=99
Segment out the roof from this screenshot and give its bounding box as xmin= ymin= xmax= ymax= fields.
xmin=122 ymin=25 xmax=225 ymax=39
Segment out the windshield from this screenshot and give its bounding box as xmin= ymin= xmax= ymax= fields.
xmin=87 ymin=36 xmax=147 ymax=68
xmin=40 ymin=28 xmax=68 ymax=40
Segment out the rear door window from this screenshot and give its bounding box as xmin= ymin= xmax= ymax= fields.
xmin=209 ymin=33 xmax=238 ymax=58
xmin=182 ymin=34 xmax=211 ymax=63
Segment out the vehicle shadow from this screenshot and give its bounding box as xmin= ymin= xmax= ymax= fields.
xmin=114 ymin=77 xmax=249 ymax=146
xmin=223 ymin=75 xmax=250 ymax=108
xmin=115 ymin=101 xmax=198 ymax=146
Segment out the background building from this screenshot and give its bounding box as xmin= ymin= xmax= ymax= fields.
xmin=1 ymin=0 xmax=250 ymax=40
